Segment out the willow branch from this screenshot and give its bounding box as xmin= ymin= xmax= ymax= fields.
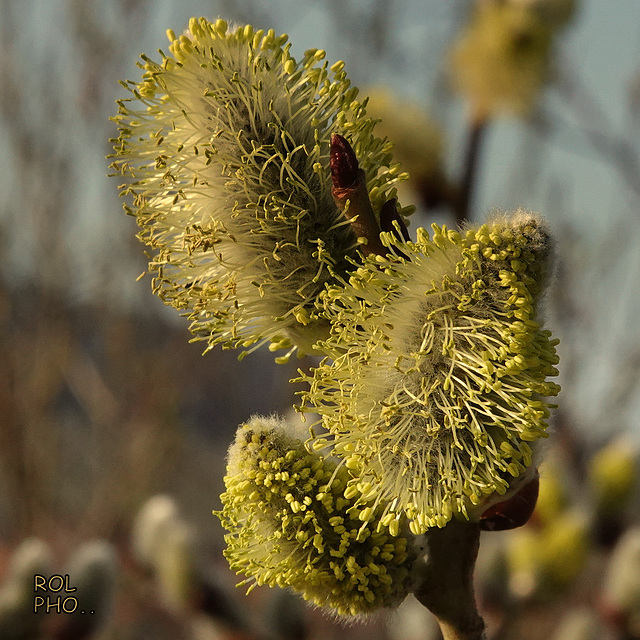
xmin=413 ymin=519 xmax=486 ymax=640
xmin=454 ymin=113 xmax=488 ymax=225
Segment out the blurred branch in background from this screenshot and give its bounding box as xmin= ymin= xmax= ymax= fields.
xmin=534 ymin=59 xmax=640 ymax=201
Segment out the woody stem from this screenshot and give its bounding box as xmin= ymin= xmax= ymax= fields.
xmin=454 ymin=112 xmax=488 ymax=225
xmin=413 ymin=519 xmax=486 ymax=640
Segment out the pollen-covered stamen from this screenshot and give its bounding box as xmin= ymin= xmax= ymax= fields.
xmin=110 ymin=18 xmax=413 ymax=361
xmin=299 ymin=212 xmax=560 ymax=533
xmin=380 ymin=198 xmax=411 ymax=260
xmin=216 ymin=416 xmax=420 ymax=617
xmin=330 ymin=134 xmax=386 ymax=257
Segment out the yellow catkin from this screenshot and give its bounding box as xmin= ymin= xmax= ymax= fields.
xmin=299 ymin=211 xmax=559 ymax=533
xmin=216 ymin=416 xmax=420 ymax=617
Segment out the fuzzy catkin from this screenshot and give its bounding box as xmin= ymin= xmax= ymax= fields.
xmin=300 ymin=212 xmax=560 ymax=533
xmin=217 ymin=416 xmax=420 ymax=617
xmin=111 ymin=18 xmax=410 ymax=361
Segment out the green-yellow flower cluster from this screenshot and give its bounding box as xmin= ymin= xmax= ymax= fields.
xmin=450 ymin=0 xmax=576 ymax=117
xmin=110 ymin=17 xmax=410 ymax=361
xmin=589 ymin=439 xmax=638 ymax=516
xmin=507 ymin=510 xmax=589 ymax=596
xmin=113 ymin=15 xmax=563 ymax=619
xmin=300 ymin=212 xmax=560 ymax=533
xmin=217 ymin=417 xmax=420 ymax=617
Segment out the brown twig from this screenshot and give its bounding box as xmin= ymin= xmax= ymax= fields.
xmin=413 ymin=519 xmax=486 ymax=640
xmin=454 ymin=112 xmax=488 ymax=225
xmin=542 ymin=60 xmax=640 ymax=201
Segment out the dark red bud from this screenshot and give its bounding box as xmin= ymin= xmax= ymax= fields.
xmin=330 ymin=134 xmax=360 ymax=190
xmin=479 ymin=473 xmax=540 ymax=531
xmin=379 ymin=199 xmax=411 ymax=242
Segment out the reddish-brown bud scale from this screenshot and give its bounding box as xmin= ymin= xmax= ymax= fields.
xmin=479 ymin=474 xmax=540 ymax=531
xmin=380 ymin=199 xmax=411 ymax=242
xmin=330 ymin=133 xmax=360 ymax=191
xmin=329 ymin=133 xmax=386 ymax=257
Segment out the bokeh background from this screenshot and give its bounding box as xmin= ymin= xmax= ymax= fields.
xmin=1 ymin=1 xmax=640 ymax=638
